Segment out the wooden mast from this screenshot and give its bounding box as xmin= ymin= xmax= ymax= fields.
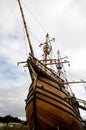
xmin=17 ymin=1 xmax=38 ymax=130
xmin=17 ymin=0 xmax=34 ymax=56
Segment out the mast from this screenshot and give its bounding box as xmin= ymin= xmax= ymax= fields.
xmin=57 ymin=50 xmax=62 ymax=77
xmin=43 ymin=34 xmax=51 ymax=63
xmin=17 ymin=0 xmax=34 ymax=56
xmin=39 ymin=33 xmax=54 ymax=64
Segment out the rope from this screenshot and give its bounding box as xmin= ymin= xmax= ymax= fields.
xmin=22 ymin=25 xmax=29 ymax=57
xmin=0 ymin=3 xmax=17 ymax=33
xmin=22 ymin=0 xmax=47 ymax=34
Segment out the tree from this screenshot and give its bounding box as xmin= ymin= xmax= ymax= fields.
xmin=0 ymin=115 xmax=22 ymax=123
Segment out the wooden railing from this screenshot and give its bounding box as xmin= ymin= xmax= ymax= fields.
xmin=77 ymin=98 xmax=86 ymax=111
xmin=29 ymin=55 xmax=64 ymax=84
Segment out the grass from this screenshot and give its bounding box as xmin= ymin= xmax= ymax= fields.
xmin=0 ymin=125 xmax=28 ymax=130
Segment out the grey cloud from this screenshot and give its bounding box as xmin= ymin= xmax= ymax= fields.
xmin=0 ymin=0 xmax=86 ymax=120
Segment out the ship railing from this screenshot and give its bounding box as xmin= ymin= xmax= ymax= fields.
xmin=30 ymin=55 xmax=64 ymax=84
xmin=77 ymin=99 xmax=86 ymax=108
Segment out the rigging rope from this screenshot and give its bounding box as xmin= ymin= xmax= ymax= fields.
xmin=19 ymin=0 xmax=56 ymax=57
xmin=19 ymin=0 xmax=46 ymax=55
xmin=22 ymin=0 xmax=47 ymax=34
xmin=21 ymin=19 xmax=41 ymax=58
xmin=22 ymin=24 xmax=28 ymax=57
xmin=0 ymin=3 xmax=17 ymax=33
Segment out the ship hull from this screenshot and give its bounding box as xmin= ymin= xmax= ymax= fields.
xmin=25 ymin=58 xmax=83 ymax=130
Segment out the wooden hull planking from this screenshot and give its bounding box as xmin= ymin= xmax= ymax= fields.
xmin=26 ymin=79 xmax=83 ymax=130
xmin=25 ymin=59 xmax=83 ymax=130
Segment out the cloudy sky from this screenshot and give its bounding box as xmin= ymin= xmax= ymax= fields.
xmin=0 ymin=0 xmax=86 ymax=120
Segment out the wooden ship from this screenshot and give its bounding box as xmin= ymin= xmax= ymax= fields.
xmin=17 ymin=0 xmax=86 ymax=130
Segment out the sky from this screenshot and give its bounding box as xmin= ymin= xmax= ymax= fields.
xmin=0 ymin=0 xmax=86 ymax=120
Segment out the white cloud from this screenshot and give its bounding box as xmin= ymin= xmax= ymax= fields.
xmin=0 ymin=0 xmax=86 ymax=120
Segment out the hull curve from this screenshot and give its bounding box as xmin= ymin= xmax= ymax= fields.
xmin=25 ymin=58 xmax=84 ymax=130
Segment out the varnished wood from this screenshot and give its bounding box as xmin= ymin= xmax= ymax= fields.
xmin=25 ymin=59 xmax=84 ymax=130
